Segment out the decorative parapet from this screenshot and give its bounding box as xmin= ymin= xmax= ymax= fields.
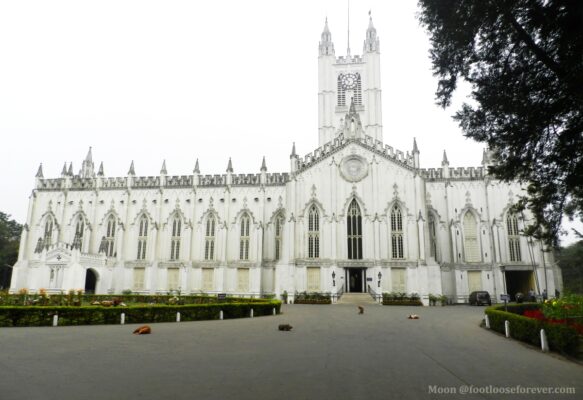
xmin=295 ymin=135 xmax=415 ymax=174
xmin=166 ymin=175 xmax=193 ymax=187
xmin=101 ymin=177 xmax=127 ymax=189
xmin=420 ymin=166 xmax=485 ymax=181
xmin=37 ymin=179 xmax=64 ymax=190
xmin=336 ymin=55 xmax=363 ymax=64
xmin=232 ymin=173 xmax=261 ymax=186
xmin=133 ymin=176 xmax=161 ymax=188
xmin=265 ymin=173 xmax=289 ymax=186
xmin=199 ymin=174 xmax=226 ymax=187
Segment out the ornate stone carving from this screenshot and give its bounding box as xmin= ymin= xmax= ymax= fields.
xmin=339 ymin=154 xmax=368 ymax=183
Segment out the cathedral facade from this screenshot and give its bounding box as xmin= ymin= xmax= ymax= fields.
xmin=10 ymin=16 xmax=562 ymax=303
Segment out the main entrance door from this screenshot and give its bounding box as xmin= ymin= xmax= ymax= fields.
xmin=84 ymin=269 xmax=97 ymax=294
xmin=346 ymin=268 xmax=366 ymax=293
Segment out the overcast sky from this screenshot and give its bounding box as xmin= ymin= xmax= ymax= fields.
xmin=0 ymin=0 xmax=580 ymax=245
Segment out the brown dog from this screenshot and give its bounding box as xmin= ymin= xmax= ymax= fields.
xmin=133 ymin=325 xmax=151 ymax=335
xmin=358 ymin=306 xmax=364 ymax=314
xmin=278 ymin=324 xmax=293 ymax=331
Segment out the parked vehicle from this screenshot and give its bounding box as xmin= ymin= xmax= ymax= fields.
xmin=469 ymin=291 xmax=492 ymax=306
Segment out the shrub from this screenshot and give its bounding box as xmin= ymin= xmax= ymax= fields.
xmin=382 ymin=292 xmax=423 ymax=306
xmin=294 ymin=292 xmax=331 ymax=304
xmin=0 ymin=300 xmax=281 ymax=327
xmin=485 ymin=304 xmax=580 ymax=355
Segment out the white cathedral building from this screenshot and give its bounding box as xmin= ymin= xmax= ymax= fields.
xmin=10 ymin=16 xmax=562 ymax=303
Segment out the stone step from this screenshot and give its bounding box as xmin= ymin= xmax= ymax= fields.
xmin=337 ymin=293 xmax=379 ymax=305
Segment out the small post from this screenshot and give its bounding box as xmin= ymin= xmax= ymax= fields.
xmin=250 ymin=308 xmax=254 ymax=318
xmin=505 ymin=320 xmax=510 ymax=338
xmin=540 ymin=329 xmax=549 ymax=352
xmin=484 ymin=314 xmax=490 ymax=329
xmin=219 ymin=310 xmax=223 ymax=320
xmin=272 ymin=307 xmax=276 ymax=316
xmin=52 ymin=314 xmax=58 ymax=327
xmin=176 ymin=312 xmax=181 ymax=322
xmin=121 ymin=313 xmax=125 ymax=325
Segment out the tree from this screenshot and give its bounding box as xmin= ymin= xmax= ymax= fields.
xmin=555 ymin=241 xmax=583 ymax=294
xmin=0 ymin=212 xmax=22 ymax=289
xmin=417 ymin=0 xmax=583 ymax=246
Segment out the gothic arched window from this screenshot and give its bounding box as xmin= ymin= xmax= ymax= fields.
xmin=347 ymin=200 xmax=363 ymax=260
xmin=170 ymin=215 xmax=181 ymax=261
xmin=239 ymin=213 xmax=250 ymax=260
xmin=43 ymin=216 xmax=54 ymax=247
xmin=137 ymin=215 xmax=148 ymax=260
xmin=507 ymin=213 xmax=522 ymax=262
xmin=105 ymin=215 xmax=116 ymax=257
xmin=204 ymin=215 xmax=216 ymax=261
xmin=73 ymin=217 xmax=84 ymax=250
xmin=308 ymin=205 xmax=320 ymax=258
xmin=428 ymin=212 xmax=438 ymax=260
xmin=275 ymin=213 xmax=284 ymax=261
xmin=463 ymin=212 xmax=480 ymax=262
xmin=391 ymin=205 xmax=404 ymax=259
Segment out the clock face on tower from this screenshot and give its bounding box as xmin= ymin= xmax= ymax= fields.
xmin=340 ymin=73 xmax=358 ymax=90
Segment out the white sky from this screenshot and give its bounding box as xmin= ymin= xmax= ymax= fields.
xmin=0 ymin=0 xmax=580 ymax=245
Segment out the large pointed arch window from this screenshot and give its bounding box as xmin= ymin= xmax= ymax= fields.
xmin=170 ymin=215 xmax=181 ymax=261
xmin=73 ymin=217 xmax=84 ymax=250
xmin=137 ymin=215 xmax=148 ymax=260
xmin=43 ymin=216 xmax=54 ymax=248
xmin=239 ymin=213 xmax=250 ymax=260
xmin=391 ymin=205 xmax=404 ymax=259
xmin=463 ymin=212 xmax=480 ymax=262
xmin=275 ymin=213 xmax=284 ymax=261
xmin=105 ymin=215 xmax=116 ymax=257
xmin=507 ymin=213 xmax=522 ymax=262
xmin=347 ymin=200 xmax=363 ymax=259
xmin=428 ymin=212 xmax=438 ymax=260
xmin=308 ymin=205 xmax=320 ymax=259
xmin=204 ymin=215 xmax=216 ymax=261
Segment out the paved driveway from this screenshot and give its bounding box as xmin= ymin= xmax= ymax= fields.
xmin=1 ymin=304 xmax=581 ymax=399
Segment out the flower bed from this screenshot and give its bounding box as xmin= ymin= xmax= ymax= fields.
xmin=0 ymin=300 xmax=281 ymax=327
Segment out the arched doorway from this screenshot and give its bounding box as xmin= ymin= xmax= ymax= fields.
xmin=84 ymin=269 xmax=98 ymax=294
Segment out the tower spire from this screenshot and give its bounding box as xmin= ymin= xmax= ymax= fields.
xmin=260 ymin=156 xmax=267 ymax=172
xmin=35 ymin=163 xmax=43 ymax=178
xmin=319 ymin=17 xmax=334 ymax=56
xmin=347 ymin=0 xmax=351 ymax=56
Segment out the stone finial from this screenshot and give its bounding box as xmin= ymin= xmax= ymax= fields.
xmin=260 ymin=156 xmax=267 ymax=172
xmin=61 ymin=162 xmax=68 ymax=176
xmin=193 ymin=159 xmax=200 ymax=174
xmin=442 ymin=150 xmax=449 ymax=165
xmin=412 ymin=138 xmax=419 ymax=154
xmin=97 ymin=162 xmax=104 ymax=176
xmin=128 ymin=160 xmax=135 ymax=175
xmin=35 ymin=163 xmax=43 ymax=178
xmin=160 ymin=160 xmax=167 ymax=175
xmin=290 ymin=142 xmax=297 ymax=158
xmin=85 ymin=146 xmax=93 ymax=162
xmin=67 ymin=162 xmax=73 ymax=176
xmin=226 ymin=158 xmax=233 ymax=173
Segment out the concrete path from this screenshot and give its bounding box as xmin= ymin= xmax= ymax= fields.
xmin=0 ymin=305 xmax=581 ymax=400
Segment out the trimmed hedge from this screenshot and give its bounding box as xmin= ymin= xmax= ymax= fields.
xmin=383 ymin=300 xmax=423 ymax=306
xmin=485 ymin=304 xmax=580 ymax=356
xmin=294 ymin=299 xmax=331 ymax=304
xmin=0 ymin=301 xmax=281 ymax=327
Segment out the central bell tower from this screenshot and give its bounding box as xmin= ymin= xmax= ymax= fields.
xmin=317 ymin=14 xmax=383 ymax=147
